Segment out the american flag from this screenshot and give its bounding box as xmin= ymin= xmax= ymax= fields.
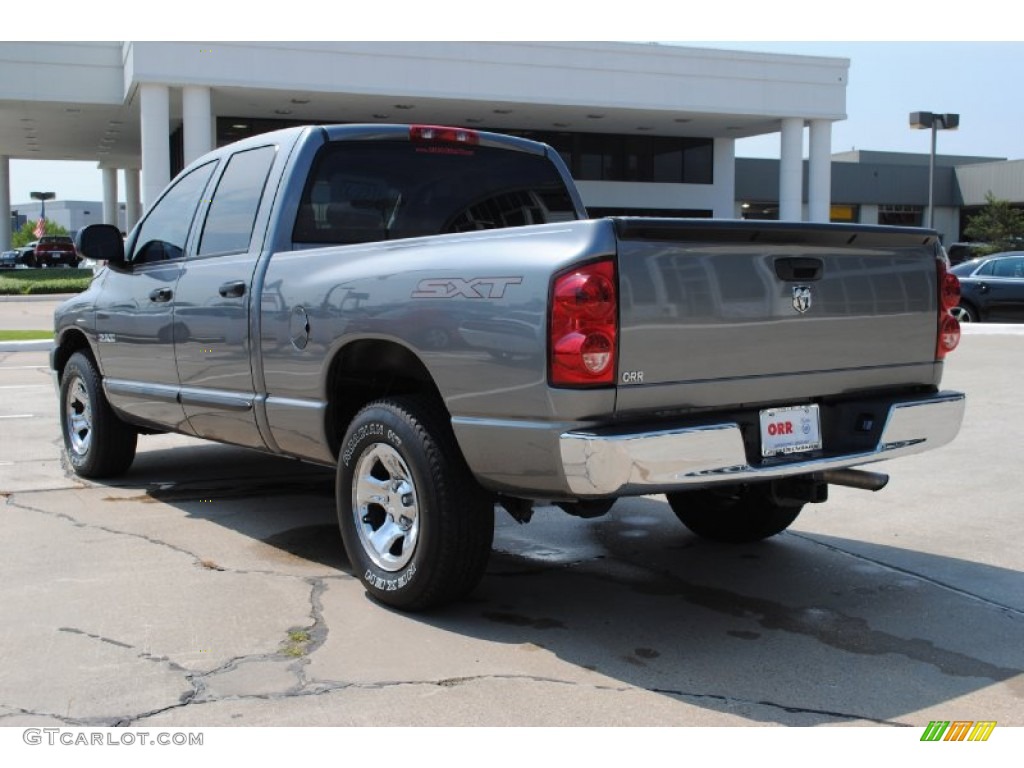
xmin=33 ymin=218 xmax=45 ymax=238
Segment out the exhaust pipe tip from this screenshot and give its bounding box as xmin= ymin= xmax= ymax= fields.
xmin=819 ymin=468 xmax=890 ymax=492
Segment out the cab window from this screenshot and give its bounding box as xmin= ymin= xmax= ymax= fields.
xmin=198 ymin=145 xmax=276 ymax=256
xmin=130 ymin=161 xmax=216 ymax=265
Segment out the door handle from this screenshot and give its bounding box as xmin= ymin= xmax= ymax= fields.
xmin=218 ymin=280 xmax=247 ymax=298
xmin=149 ymin=287 xmax=173 ymax=303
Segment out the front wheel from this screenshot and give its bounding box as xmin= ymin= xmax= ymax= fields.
xmin=950 ymin=303 xmax=977 ymax=323
xmin=60 ymin=352 xmax=138 ymax=478
xmin=336 ymin=396 xmax=494 ymax=611
xmin=666 ymin=483 xmax=803 ymax=543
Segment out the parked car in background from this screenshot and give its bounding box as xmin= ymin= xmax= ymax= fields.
xmin=15 ymin=240 xmax=38 ymax=266
xmin=0 ymin=248 xmax=19 ymax=269
xmin=950 ymin=252 xmax=1024 ymax=322
xmin=946 ymin=242 xmax=991 ymax=266
xmin=31 ymin=235 xmax=77 ymax=267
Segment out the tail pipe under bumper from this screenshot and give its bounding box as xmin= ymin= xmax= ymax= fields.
xmin=817 ymin=468 xmax=889 ymax=492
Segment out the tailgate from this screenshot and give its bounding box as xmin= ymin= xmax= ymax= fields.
xmin=613 ymin=219 xmax=943 ymax=414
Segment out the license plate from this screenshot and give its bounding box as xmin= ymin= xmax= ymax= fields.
xmin=759 ymin=404 xmax=822 ymax=457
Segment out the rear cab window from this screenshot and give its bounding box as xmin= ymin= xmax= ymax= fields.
xmin=292 ymin=140 xmax=578 ymax=246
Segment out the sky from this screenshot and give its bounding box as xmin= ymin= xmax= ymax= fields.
xmin=8 ymin=6 xmax=1023 ymax=205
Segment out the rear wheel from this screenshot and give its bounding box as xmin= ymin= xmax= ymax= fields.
xmin=60 ymin=352 xmax=137 ymax=478
xmin=336 ymin=395 xmax=494 ymax=610
xmin=666 ymin=483 xmax=803 ymax=543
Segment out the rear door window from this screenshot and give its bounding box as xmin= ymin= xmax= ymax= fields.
xmin=198 ymin=145 xmax=277 ymax=256
xmin=993 ymin=257 xmax=1024 ymax=278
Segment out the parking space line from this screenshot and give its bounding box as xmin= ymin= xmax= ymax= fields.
xmin=0 ymin=414 xmax=34 ymax=419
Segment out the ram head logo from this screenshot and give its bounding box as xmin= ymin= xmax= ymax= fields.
xmin=792 ymin=285 xmax=812 ymax=314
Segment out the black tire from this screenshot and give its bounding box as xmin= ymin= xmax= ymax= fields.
xmin=336 ymin=395 xmax=494 ymax=611
xmin=59 ymin=352 xmax=138 ymax=478
xmin=666 ymin=483 xmax=803 ymax=543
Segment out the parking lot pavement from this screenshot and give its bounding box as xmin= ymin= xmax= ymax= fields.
xmin=0 ymin=333 xmax=1021 ymax=728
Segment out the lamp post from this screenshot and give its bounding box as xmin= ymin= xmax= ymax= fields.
xmin=30 ymin=191 xmax=55 ymax=224
xmin=909 ymin=112 xmax=959 ymax=230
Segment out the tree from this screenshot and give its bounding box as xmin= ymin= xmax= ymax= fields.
xmin=962 ymin=192 xmax=1024 ymax=253
xmin=11 ymin=219 xmax=69 ymax=248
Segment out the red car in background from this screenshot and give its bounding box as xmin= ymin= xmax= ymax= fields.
xmin=31 ymin=235 xmax=78 ymax=267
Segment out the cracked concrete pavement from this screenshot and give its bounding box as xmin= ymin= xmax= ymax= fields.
xmin=0 ymin=304 xmax=1021 ymax=727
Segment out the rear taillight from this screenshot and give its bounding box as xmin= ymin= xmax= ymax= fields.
xmin=937 ymin=260 xmax=961 ymax=360
xmin=549 ymin=259 xmax=617 ymax=387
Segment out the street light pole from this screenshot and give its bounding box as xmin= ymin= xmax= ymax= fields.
xmin=30 ymin=191 xmax=55 ymax=225
xmin=909 ymin=112 xmax=959 ymax=230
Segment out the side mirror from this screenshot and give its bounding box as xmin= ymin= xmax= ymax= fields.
xmin=75 ymin=224 xmax=126 ymax=266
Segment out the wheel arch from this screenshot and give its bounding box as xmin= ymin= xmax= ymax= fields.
xmin=53 ymin=328 xmax=96 ymax=379
xmin=323 ymin=338 xmax=449 ymax=460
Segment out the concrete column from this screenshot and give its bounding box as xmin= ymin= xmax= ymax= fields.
xmin=712 ymin=137 xmax=736 ymax=219
xmin=182 ymin=85 xmax=213 ymax=165
xmin=124 ymin=168 xmax=141 ymax=232
xmin=102 ymin=168 xmax=118 ymax=227
xmin=0 ymin=155 xmax=10 ymax=251
xmin=807 ymin=120 xmax=832 ymax=223
xmin=140 ymin=83 xmax=171 ymax=211
xmin=779 ymin=118 xmax=805 ymax=222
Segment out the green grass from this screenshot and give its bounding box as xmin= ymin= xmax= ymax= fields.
xmin=0 ymin=268 xmax=94 ymax=295
xmin=0 ymin=330 xmax=52 ymax=341
xmin=280 ymin=628 xmax=313 ymax=658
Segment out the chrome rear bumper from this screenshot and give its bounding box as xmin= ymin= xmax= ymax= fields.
xmin=559 ymin=391 xmax=965 ymax=497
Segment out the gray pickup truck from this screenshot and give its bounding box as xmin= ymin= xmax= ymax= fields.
xmin=56 ymin=124 xmax=966 ymax=610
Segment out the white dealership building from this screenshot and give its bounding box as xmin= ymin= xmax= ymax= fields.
xmin=0 ymin=41 xmax=851 ymax=250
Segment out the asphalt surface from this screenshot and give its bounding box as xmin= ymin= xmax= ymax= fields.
xmin=0 ymin=296 xmax=1021 ymax=728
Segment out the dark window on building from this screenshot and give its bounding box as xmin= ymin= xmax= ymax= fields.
xmin=198 ymin=145 xmax=277 ymax=256
xmin=651 ymin=137 xmax=684 ymax=182
xmin=566 ymin=133 xmax=712 ymax=184
xmin=130 ymin=161 xmax=217 ymax=264
xmin=682 ymin=141 xmax=713 ymax=184
xmin=588 ymin=207 xmax=712 ymax=218
xmin=741 ymin=202 xmax=779 ymax=220
xmin=170 ymin=125 xmax=184 ymax=177
xmin=878 ymin=205 xmax=923 ymax=227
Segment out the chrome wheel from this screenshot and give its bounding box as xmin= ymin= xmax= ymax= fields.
xmin=65 ymin=376 xmax=93 ymax=457
xmin=950 ymin=305 xmax=974 ymax=323
xmin=352 ymin=443 xmax=420 ymax=571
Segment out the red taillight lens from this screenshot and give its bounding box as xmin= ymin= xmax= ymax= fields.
xmin=550 ymin=260 xmax=617 ymax=386
xmin=940 ymin=267 xmax=960 ymax=312
xmin=409 ymin=125 xmax=479 ymax=145
xmin=938 ymin=313 xmax=961 ymax=358
xmin=936 ymin=260 xmax=961 ymax=359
